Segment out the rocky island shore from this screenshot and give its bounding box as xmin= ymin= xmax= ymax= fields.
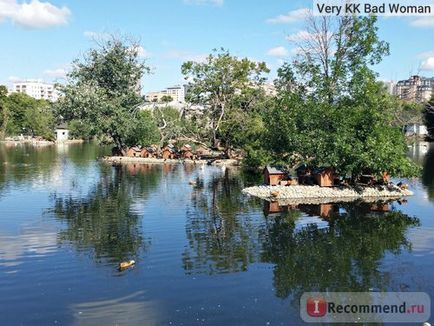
xmin=242 ymin=184 xmax=413 ymax=203
xmin=101 ymin=156 xmax=240 ymax=166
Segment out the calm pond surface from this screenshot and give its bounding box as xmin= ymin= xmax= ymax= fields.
xmin=0 ymin=142 xmax=434 ymax=325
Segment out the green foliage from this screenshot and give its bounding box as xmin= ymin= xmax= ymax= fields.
xmin=161 ymin=95 xmax=173 ymax=103
xmin=182 ymin=48 xmax=270 ymax=148
xmin=290 ymin=16 xmax=389 ymax=103
xmin=257 ymin=15 xmax=419 ymax=178
xmin=422 ymin=145 xmax=434 ymax=201
xmin=381 ymin=90 xmax=424 ymax=128
xmin=24 ymin=99 xmax=55 ymax=140
xmin=152 ymin=106 xmax=199 ymax=146
xmin=131 ymin=110 xmax=159 ymax=146
xmin=262 ymin=81 xmax=419 ymax=177
xmin=68 ymin=119 xmax=94 ymax=140
xmin=55 ymin=36 xmax=149 ymax=152
xmin=0 ymin=85 xmax=8 ymax=140
xmin=0 ymin=89 xmax=55 ymax=140
xmin=425 ymin=95 xmax=434 ymax=139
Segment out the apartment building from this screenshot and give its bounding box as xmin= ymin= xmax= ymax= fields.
xmin=145 ymin=85 xmax=186 ymax=103
xmin=13 ymin=80 xmax=59 ymax=102
xmin=395 ymin=75 xmax=434 ymax=103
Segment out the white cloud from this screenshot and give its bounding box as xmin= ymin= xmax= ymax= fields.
xmin=135 ymin=46 xmax=151 ymax=59
xmin=421 ymin=57 xmax=434 ymax=70
xmin=417 ymin=50 xmax=434 ymax=70
xmin=286 ymin=30 xmax=313 ymax=42
xmin=266 ymin=8 xmax=309 ymax=24
xmin=411 ymin=16 xmax=434 ymax=28
xmin=267 ymin=46 xmax=289 ymax=57
xmin=183 ymin=0 xmax=223 ymax=6
xmin=127 ymin=45 xmax=151 ymax=59
xmin=0 ymin=0 xmax=70 ymax=29
xmin=418 ymin=51 xmax=434 ymax=59
xmin=43 ymin=68 xmax=68 ymax=79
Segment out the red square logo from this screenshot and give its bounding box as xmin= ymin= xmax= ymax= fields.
xmin=306 ymin=297 xmax=327 ymax=317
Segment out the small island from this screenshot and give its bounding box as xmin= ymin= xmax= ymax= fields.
xmin=243 ymin=166 xmax=413 ymax=202
xmin=243 ymin=184 xmax=412 ymax=202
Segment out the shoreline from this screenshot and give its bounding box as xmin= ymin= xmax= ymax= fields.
xmin=242 ymin=184 xmax=413 ymax=203
xmin=0 ymin=139 xmax=84 ymax=145
xmin=101 ymin=156 xmax=240 ymax=166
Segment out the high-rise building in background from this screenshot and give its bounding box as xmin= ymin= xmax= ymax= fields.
xmin=395 ymin=75 xmax=434 ymax=103
xmin=145 ymin=85 xmax=186 ymax=103
xmin=12 ymin=80 xmax=59 ymax=102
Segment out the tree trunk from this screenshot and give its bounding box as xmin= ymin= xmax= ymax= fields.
xmin=112 ymin=134 xmax=126 ymax=156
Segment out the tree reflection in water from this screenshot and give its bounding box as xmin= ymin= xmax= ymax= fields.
xmin=0 ymin=143 xmax=57 ymax=194
xmin=182 ymin=171 xmax=420 ymax=301
xmin=422 ymin=144 xmax=434 ymax=201
xmin=48 ymin=164 xmax=161 ymax=263
xmin=261 ymin=201 xmax=420 ymax=299
xmin=182 ymin=168 xmax=263 ymax=274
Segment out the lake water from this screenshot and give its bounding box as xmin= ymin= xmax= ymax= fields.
xmin=0 ymin=142 xmax=433 ymax=325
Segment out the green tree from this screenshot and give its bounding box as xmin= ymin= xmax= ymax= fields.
xmin=5 ymin=92 xmax=28 ymax=135
xmin=0 ymin=91 xmax=55 ymax=140
xmin=161 ymin=95 xmax=173 ymax=104
xmin=261 ymin=14 xmax=418 ymax=179
xmin=130 ymin=110 xmax=160 ymax=146
xmin=56 ymin=36 xmax=150 ymax=154
xmin=0 ymin=85 xmax=8 ymax=140
xmin=425 ymin=95 xmax=434 ymax=139
xmin=181 ymin=48 xmax=270 ymax=149
xmin=289 ymin=15 xmax=389 ymax=103
xmin=68 ymin=119 xmax=94 ymax=140
xmin=24 ymin=99 xmax=55 ymax=140
xmin=152 ymin=106 xmax=197 ymax=147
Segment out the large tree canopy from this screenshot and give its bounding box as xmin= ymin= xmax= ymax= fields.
xmin=0 ymin=88 xmax=55 ymax=141
xmin=254 ymin=14 xmax=419 ymax=178
xmin=181 ymin=49 xmax=270 ymax=150
xmin=56 ymin=36 xmax=151 ymax=153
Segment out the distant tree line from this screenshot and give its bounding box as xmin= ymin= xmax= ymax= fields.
xmin=0 ymin=86 xmax=55 ymax=140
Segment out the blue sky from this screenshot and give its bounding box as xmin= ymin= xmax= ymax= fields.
xmin=1 ymin=0 xmax=434 ymax=93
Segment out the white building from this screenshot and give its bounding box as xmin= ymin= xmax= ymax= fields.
xmin=12 ymin=80 xmax=59 ymax=102
xmin=395 ymin=76 xmax=434 ymax=103
xmin=145 ymin=85 xmax=186 ymax=103
xmin=55 ymin=123 xmax=69 ymax=142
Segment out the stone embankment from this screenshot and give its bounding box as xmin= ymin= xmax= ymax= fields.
xmin=242 ymin=184 xmax=413 ymax=203
xmin=1 ymin=139 xmax=53 ymax=146
xmin=101 ymin=156 xmax=240 ymax=166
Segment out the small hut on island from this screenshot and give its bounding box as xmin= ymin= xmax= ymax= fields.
xmin=263 ymin=166 xmax=288 ymax=186
xmin=180 ymin=144 xmax=195 ymax=160
xmin=55 ymin=123 xmax=69 ymax=142
xmin=161 ymin=145 xmax=177 ymax=160
xmin=126 ymin=147 xmax=142 ymax=157
xmin=195 ymin=145 xmax=212 ymax=159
